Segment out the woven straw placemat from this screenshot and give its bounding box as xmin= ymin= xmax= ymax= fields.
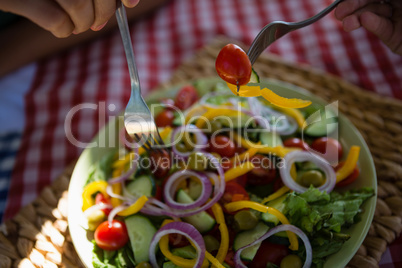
xmin=1 ymin=37 xmax=401 ymax=268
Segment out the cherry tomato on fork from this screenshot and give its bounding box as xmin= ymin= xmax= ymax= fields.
xmin=149 ymin=150 xmax=171 ymax=179
xmin=94 ymin=220 xmax=129 ymax=251
xmin=174 ymin=85 xmax=199 ymax=110
xmin=215 ymin=44 xmax=252 ymax=86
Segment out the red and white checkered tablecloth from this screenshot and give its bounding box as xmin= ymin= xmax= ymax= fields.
xmin=1 ymin=0 xmax=401 ymax=266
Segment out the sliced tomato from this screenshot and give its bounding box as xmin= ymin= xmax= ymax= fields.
xmin=283 ymin=137 xmax=309 ymax=151
xmin=95 ymin=193 xmax=112 ymax=215
xmin=215 ymin=44 xmax=252 ymax=86
xmin=335 ymin=161 xmax=360 ymax=187
xmin=155 ymin=109 xmax=175 ymax=127
xmin=273 ymin=177 xmax=284 ymax=192
xmin=209 ymin=135 xmax=236 ymax=158
xmin=246 ymin=154 xmax=277 ymax=185
xmin=174 ymin=85 xmax=199 ymax=110
xmin=248 ymin=240 xmax=289 ymax=267
xmin=94 ymin=220 xmax=129 ymax=251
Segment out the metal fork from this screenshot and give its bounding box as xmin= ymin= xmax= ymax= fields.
xmin=116 ymin=4 xmax=164 ymax=152
xmin=247 ymin=0 xmax=344 ymax=65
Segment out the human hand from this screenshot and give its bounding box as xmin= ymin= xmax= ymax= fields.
xmin=0 ymin=0 xmax=140 ymax=38
xmin=335 ymin=0 xmax=402 ymax=55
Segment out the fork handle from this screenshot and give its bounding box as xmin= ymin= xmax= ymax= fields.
xmin=116 ymin=3 xmax=141 ymax=92
xmin=292 ymin=0 xmax=344 ymax=28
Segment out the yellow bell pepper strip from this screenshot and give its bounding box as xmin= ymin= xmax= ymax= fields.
xmin=290 ymin=163 xmax=297 ymax=180
xmin=226 ymin=82 xmax=262 ymax=97
xmin=82 ymin=181 xmax=109 ymax=211
xmin=235 ymin=133 xmax=298 ymax=158
xmin=336 ymin=146 xmax=360 ymax=183
xmin=226 ymin=82 xmax=311 ymax=109
xmin=117 ymin=195 xmax=148 ymax=216
xmin=261 ymin=186 xmax=290 ymax=204
xmin=111 ymin=183 xmax=123 ymax=207
xmin=261 ymin=88 xmax=312 ymax=109
xmin=159 ymin=219 xmax=210 ymax=268
xmin=211 ymin=203 xmax=229 ymax=265
xmin=205 ymin=251 xmax=225 ymax=268
xmin=230 ymin=142 xmax=259 ymax=165
xmin=195 ymin=107 xmax=240 ymax=129
xmin=224 ymin=201 xmax=299 ymax=251
xmin=185 ymin=105 xmax=207 ymax=124
xmin=224 ymin=161 xmax=255 ymax=182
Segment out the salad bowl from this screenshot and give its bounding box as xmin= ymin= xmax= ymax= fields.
xmin=68 ymin=78 xmax=377 ymax=267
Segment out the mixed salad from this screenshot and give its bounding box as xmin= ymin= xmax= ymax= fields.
xmin=81 ymin=78 xmax=374 ymax=268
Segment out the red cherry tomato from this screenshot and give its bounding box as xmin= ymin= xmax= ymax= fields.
xmin=209 ymin=135 xmax=236 ymax=158
xmin=335 ymin=162 xmax=360 ymax=187
xmin=247 ymin=154 xmax=277 ymax=185
xmin=220 ymin=181 xmax=249 ymax=215
xmin=273 ymin=177 xmax=284 ymax=192
xmin=155 ymin=109 xmax=175 ymax=128
xmin=311 ymin=137 xmax=343 ymax=163
xmin=174 ymin=85 xmax=199 ymax=110
xmin=94 ymin=220 xmax=129 ymax=251
xmin=283 ymin=137 xmax=309 ymax=151
xmin=249 ymin=240 xmax=289 ymax=267
xmin=149 ymin=150 xmax=171 ymax=179
xmin=215 ymin=44 xmax=252 ymax=86
xmin=95 ymin=193 xmax=112 ymax=216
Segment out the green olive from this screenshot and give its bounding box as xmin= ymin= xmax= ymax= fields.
xmin=175 ymin=142 xmax=188 ymax=153
xmin=183 ymin=132 xmax=195 ymax=150
xmin=280 ymin=254 xmax=302 ymax=268
xmin=210 ymin=120 xmax=223 ymax=134
xmin=87 ymin=210 xmax=105 ymax=231
xmin=299 ymin=170 xmax=324 ymax=187
xmin=136 ymin=262 xmax=152 ymax=268
xmin=234 ymin=210 xmax=259 ymax=230
xmin=203 ymin=235 xmax=220 ymax=252
xmin=187 ymin=152 xmax=208 ymax=171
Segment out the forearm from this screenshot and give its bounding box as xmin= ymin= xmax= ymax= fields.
xmin=0 ymin=0 xmax=169 ymax=77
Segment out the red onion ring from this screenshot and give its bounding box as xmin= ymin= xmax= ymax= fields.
xmin=107 ymin=202 xmax=129 ymax=223
xmin=279 ymin=151 xmax=336 ymax=193
xmin=149 ymin=221 xmax=206 ymax=268
xmin=163 ymin=170 xmax=213 ymax=210
xmin=141 ymin=154 xmax=225 ymax=218
xmin=171 ymin=124 xmax=208 ymax=159
xmin=234 ymin=224 xmax=312 ymax=268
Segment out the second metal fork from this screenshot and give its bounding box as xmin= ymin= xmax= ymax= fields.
xmin=116 ymin=4 xmax=165 ymax=152
xmin=247 ymin=0 xmax=344 ymax=65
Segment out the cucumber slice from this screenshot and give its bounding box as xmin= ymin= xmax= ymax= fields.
xmin=261 ymin=195 xmax=287 ymax=226
xmin=176 ymin=189 xmax=216 ymax=233
xmin=249 ymin=69 xmax=260 ymax=83
xmin=304 ymin=107 xmax=338 ymax=137
xmin=125 ymin=214 xmax=157 ymax=263
xmin=260 ymin=132 xmax=284 ymax=147
xmin=125 ymin=175 xmax=155 ymax=197
xmin=233 ymin=222 xmax=269 ymax=261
